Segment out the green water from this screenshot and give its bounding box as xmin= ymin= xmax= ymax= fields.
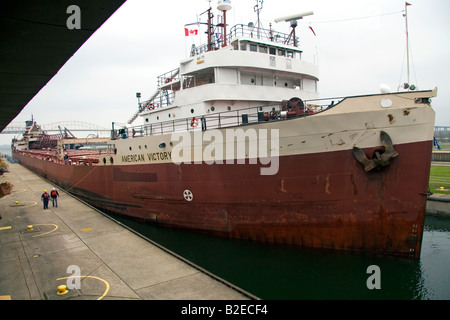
xmin=107 ymin=213 xmax=450 ymax=300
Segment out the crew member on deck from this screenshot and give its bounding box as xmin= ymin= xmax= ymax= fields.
xmin=64 ymin=152 xmax=69 ymax=165
xmin=41 ymin=190 xmax=50 ymax=209
xmin=51 ymin=187 xmax=60 ymax=207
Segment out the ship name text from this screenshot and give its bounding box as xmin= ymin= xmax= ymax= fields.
xmin=121 ymin=152 xmax=172 ymax=163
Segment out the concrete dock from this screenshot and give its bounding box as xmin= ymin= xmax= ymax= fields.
xmin=0 ymin=163 xmax=254 ymax=300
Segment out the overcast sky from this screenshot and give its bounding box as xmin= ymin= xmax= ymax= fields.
xmin=1 ymin=0 xmax=449 ymax=145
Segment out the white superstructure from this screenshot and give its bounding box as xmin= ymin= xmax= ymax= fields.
xmin=129 ymin=5 xmax=319 ymax=129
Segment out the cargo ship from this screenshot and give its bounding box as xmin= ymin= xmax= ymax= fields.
xmin=12 ymin=1 xmax=437 ymax=259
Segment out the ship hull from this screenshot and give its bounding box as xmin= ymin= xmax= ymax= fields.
xmin=12 ymin=90 xmax=437 ymax=259
xmin=13 ymin=138 xmax=432 ymax=259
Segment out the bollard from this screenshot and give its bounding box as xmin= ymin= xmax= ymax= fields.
xmin=15 ymin=201 xmax=19 ymax=205
xmin=27 ymin=225 xmax=33 ymax=231
xmin=57 ymin=285 xmax=68 ymax=295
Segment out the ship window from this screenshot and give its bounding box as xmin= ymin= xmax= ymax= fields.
xmin=240 ymin=43 xmax=247 ymax=51
xmin=211 ymin=106 xmax=215 ymax=111
xmin=287 ymin=51 xmax=294 ymax=58
xmin=250 ymin=44 xmax=257 ymax=52
xmin=145 ymin=145 xmax=147 ymax=149
xmin=191 ymin=108 xmax=194 ymax=113
xmin=129 ymin=147 xmax=132 ymax=151
xmin=278 ymin=49 xmax=285 ymax=56
xmin=145 ymin=118 xmax=149 ymax=122
xmin=103 ymin=158 xmax=106 ymax=164
xmin=269 ymin=47 xmax=276 ymax=55
xmin=259 ymin=46 xmax=268 ymax=53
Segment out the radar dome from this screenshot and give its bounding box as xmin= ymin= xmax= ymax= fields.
xmin=218 ymin=0 xmax=232 ymax=11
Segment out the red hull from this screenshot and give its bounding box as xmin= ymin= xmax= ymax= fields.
xmin=13 ymin=139 xmax=432 ymax=259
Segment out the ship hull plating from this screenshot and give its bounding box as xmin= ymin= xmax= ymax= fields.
xmin=13 ymin=138 xmax=431 ymax=259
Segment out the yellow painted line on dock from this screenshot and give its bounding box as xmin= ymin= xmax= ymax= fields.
xmin=0 ymin=295 xmax=12 ymax=300
xmin=80 ymin=227 xmax=93 ymax=232
xmin=0 ymin=226 xmax=12 ymax=231
xmin=32 ymin=224 xmax=58 ymax=238
xmin=56 ymin=276 xmax=110 ymax=300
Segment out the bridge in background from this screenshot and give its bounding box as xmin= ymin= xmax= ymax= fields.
xmin=1 ymin=121 xmax=110 ymax=134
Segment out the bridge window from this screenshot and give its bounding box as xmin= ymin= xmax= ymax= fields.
xmin=250 ymin=44 xmax=257 ymax=52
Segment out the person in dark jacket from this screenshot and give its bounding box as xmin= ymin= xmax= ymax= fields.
xmin=41 ymin=190 xmax=50 ymax=209
xmin=50 ymin=187 xmax=60 ymax=207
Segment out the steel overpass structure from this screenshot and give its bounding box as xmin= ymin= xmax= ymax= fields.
xmin=0 ymin=0 xmax=126 ymax=134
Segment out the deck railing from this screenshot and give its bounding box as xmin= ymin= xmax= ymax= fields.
xmin=112 ymin=98 xmax=338 ymax=141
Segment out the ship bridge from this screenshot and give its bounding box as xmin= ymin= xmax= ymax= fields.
xmin=0 ymin=0 xmax=126 ymax=134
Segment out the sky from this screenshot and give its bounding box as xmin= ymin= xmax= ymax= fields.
xmin=1 ymin=0 xmax=449 ymax=145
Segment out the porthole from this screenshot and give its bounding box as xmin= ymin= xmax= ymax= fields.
xmin=145 ymin=118 xmax=149 ymax=122
xmin=129 ymin=147 xmax=132 ymax=151
xmin=227 ymin=106 xmax=231 ymax=111
xmin=191 ymin=108 xmax=195 ymax=114
xmin=102 ymin=158 xmax=106 ymax=164
xmin=110 ymin=157 xmax=114 ymax=164
xmin=139 ymin=145 xmax=142 ymax=149
xmin=211 ymin=106 xmax=215 ymax=111
xmin=145 ymin=145 xmax=148 ymax=149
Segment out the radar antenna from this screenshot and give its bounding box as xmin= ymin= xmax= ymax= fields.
xmin=274 ymin=11 xmax=313 ymax=47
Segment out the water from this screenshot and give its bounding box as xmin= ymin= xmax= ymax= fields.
xmin=106 ymin=213 xmax=450 ymax=300
xmin=0 ymin=145 xmax=11 ymax=157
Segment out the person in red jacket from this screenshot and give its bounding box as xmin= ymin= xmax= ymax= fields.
xmin=50 ymin=187 xmax=60 ymax=207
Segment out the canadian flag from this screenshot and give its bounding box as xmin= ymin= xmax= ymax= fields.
xmin=185 ymin=28 xmax=199 ymax=36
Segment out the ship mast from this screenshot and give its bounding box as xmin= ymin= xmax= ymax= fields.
xmin=402 ymin=2 xmax=415 ymax=90
xmin=404 ymin=2 xmax=411 ymax=85
xmin=254 ymin=0 xmax=264 ymax=39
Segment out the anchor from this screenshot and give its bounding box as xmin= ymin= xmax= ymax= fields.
xmin=353 ymin=131 xmax=398 ymax=172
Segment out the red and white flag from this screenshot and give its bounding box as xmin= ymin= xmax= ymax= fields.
xmin=184 ymin=28 xmax=199 ymax=36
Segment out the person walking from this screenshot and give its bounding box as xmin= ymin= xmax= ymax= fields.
xmin=50 ymin=187 xmax=59 ymax=207
xmin=41 ymin=190 xmax=50 ymax=209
